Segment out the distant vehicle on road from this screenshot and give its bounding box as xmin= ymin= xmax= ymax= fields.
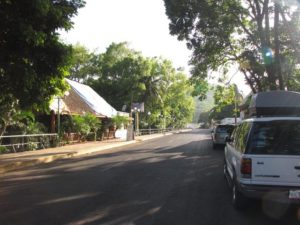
xmin=224 ymin=91 xmax=300 ymax=210
xmin=211 ymin=124 xmax=235 ymax=149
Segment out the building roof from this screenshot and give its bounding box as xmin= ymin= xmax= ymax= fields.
xmin=50 ymin=79 xmax=118 ymax=118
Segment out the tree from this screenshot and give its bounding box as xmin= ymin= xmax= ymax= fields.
xmin=86 ymin=42 xmax=146 ymax=111
xmin=209 ymin=105 xmax=236 ymax=122
xmin=68 ymin=44 xmax=96 ymax=82
xmin=74 ymin=42 xmax=195 ymax=128
xmin=165 ymin=72 xmax=195 ymax=128
xmin=191 ymin=77 xmax=209 ymax=101
xmin=141 ymin=65 xmax=195 ymax=129
xmin=140 ymin=57 xmax=166 ymax=105
xmin=3 ymin=110 xmax=46 ymax=135
xmin=209 ymin=84 xmax=243 ymax=121
xmin=0 ymin=0 xmax=85 ymax=135
xmin=163 ymin=0 xmax=300 ymax=93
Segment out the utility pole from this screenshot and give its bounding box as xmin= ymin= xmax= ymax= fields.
xmin=136 ymin=109 xmax=139 ymax=135
xmin=234 ymin=84 xmax=238 ymax=125
xmin=57 ymin=97 xmax=61 ymax=135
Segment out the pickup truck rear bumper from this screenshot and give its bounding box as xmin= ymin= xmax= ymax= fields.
xmin=239 ymin=183 xmax=300 ymax=204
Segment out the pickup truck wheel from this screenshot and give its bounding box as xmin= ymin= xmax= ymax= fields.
xmin=232 ymin=181 xmax=247 ymax=210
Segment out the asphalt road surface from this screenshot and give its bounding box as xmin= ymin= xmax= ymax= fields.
xmin=0 ymin=129 xmax=299 ymax=225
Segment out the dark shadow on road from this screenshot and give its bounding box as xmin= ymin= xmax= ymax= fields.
xmin=0 ymin=130 xmax=299 ymax=225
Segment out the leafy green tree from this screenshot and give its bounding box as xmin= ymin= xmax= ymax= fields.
xmin=140 ymin=57 xmax=166 ymax=105
xmin=0 ymin=95 xmax=17 ymax=136
xmin=164 ymin=72 xmax=195 ymax=128
xmin=69 ymin=42 xmax=195 ymax=128
xmin=4 ymin=110 xmax=42 ymax=134
xmin=68 ymin=44 xmax=96 ymax=82
xmin=163 ymin=0 xmax=300 ymax=93
xmin=209 ymin=84 xmax=243 ymax=121
xmin=0 ymin=0 xmax=85 ymax=134
xmin=209 ymin=105 xmax=236 ymax=121
xmin=214 ymin=85 xmax=236 ymax=113
xmin=191 ymin=77 xmax=209 ymax=101
xmin=87 ymin=42 xmax=146 ymax=111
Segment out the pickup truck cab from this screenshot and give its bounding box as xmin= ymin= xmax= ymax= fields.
xmin=224 ymin=91 xmax=300 ymax=209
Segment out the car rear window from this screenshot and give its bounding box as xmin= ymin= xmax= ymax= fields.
xmin=248 ymin=120 xmax=300 ymax=155
xmin=216 ymin=125 xmax=235 ymax=134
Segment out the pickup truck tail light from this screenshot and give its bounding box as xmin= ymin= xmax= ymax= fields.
xmin=241 ymin=158 xmax=252 ymax=178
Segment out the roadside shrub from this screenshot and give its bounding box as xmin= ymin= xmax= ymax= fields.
xmin=26 ymin=122 xmax=47 ymax=134
xmin=50 ymin=136 xmax=59 ymax=147
xmin=112 ymin=115 xmax=129 ymax=129
xmin=5 ymin=111 xmax=46 ymax=135
xmin=0 ymin=146 xmax=7 ymax=154
xmin=72 ymin=115 xmax=90 ymax=140
xmin=27 ymin=142 xmax=38 ymax=151
xmin=83 ymin=113 xmax=101 ymax=141
xmin=61 ymin=116 xmax=74 ymax=134
xmin=86 ymin=132 xmax=96 ymax=141
xmin=3 ymin=111 xmax=51 ymax=152
xmin=70 ymin=113 xmax=101 ymax=141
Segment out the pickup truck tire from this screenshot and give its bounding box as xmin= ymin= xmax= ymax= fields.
xmin=232 ymin=180 xmax=247 ymax=210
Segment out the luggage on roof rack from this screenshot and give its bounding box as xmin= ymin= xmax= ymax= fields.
xmin=248 ymin=91 xmax=300 ymax=117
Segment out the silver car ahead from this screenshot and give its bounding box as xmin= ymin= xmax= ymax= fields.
xmin=212 ymin=124 xmax=235 ymax=149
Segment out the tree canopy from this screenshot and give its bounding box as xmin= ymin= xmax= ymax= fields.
xmin=209 ymin=84 xmax=243 ymax=120
xmin=0 ymin=0 xmax=85 ymax=135
xmin=69 ymin=42 xmax=195 ymax=128
xmin=163 ymin=0 xmax=300 ymax=93
xmin=85 ymin=42 xmax=146 ymax=110
xmin=0 ymin=0 xmax=84 ymax=108
xmin=68 ymin=44 xmax=95 ymax=82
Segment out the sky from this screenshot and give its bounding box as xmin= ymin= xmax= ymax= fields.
xmin=60 ymin=0 xmax=251 ymax=95
xmin=60 ymin=0 xmax=191 ymax=70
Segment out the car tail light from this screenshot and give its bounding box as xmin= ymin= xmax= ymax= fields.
xmin=241 ymin=158 xmax=252 ymax=178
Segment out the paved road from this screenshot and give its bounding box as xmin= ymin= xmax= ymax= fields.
xmin=0 ymin=129 xmax=299 ymax=225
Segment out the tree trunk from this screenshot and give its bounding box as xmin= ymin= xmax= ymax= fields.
xmin=266 ymin=65 xmax=277 ymax=90
xmin=254 ymin=0 xmax=276 ymax=90
xmin=264 ymin=0 xmax=270 ymax=46
xmin=242 ymin=69 xmax=257 ymax=93
xmin=274 ymin=2 xmax=284 ymax=90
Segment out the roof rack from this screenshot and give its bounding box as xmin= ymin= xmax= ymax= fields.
xmin=248 ymin=91 xmax=300 ymax=117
